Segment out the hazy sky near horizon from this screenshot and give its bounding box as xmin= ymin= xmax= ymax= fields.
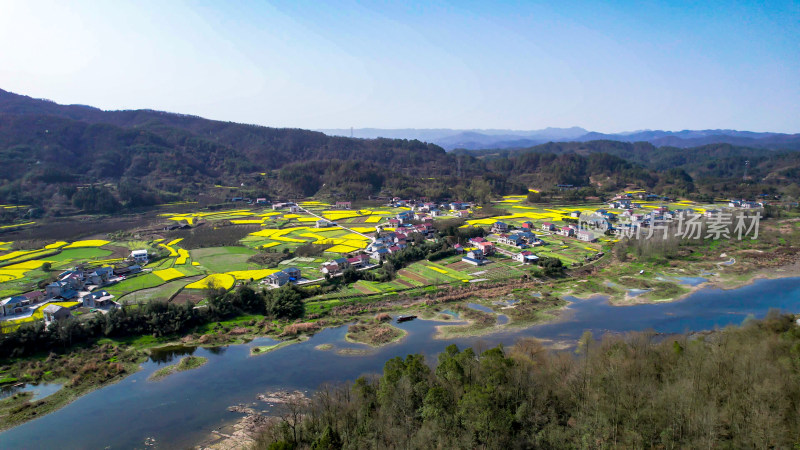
xmin=1 ymin=0 xmax=798 ymax=133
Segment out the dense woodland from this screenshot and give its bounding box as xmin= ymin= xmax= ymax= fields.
xmin=256 ymin=312 xmax=800 ymax=449
xmin=458 ymin=140 xmax=800 ymax=199
xmin=1 ymin=89 xmax=799 ymax=219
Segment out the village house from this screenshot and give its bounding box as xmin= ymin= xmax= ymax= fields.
xmin=577 ymin=230 xmax=597 ymax=242
xmin=22 ymin=291 xmax=45 ymax=305
xmin=316 ymin=219 xmax=335 ymax=228
xmin=728 ymin=199 xmax=762 ymax=209
xmin=86 ymin=267 xmax=114 ymax=286
xmin=164 ymin=222 xmax=191 ymax=231
xmin=45 ymin=281 xmax=78 ymax=300
xmin=266 ymin=271 xmax=290 ymax=287
xmin=514 ymin=251 xmax=539 ymax=264
xmin=58 ymin=270 xmax=84 ymax=290
xmin=82 ymin=290 xmax=117 ymax=309
xmin=521 ymin=221 xmax=534 ymax=229
xmin=491 ymin=221 xmax=509 ymax=233
xmin=256 ymin=198 xmax=268 ymax=204
xmin=559 ymin=226 xmax=576 ymax=237
xmin=541 ymin=222 xmax=556 ymax=231
xmin=497 ymin=234 xmax=525 ymax=248
xmin=113 ymin=264 xmax=142 ymax=277
xmin=130 ymin=249 xmax=149 ymax=265
xmin=346 ymin=254 xmax=370 ymax=268
xmin=583 ymin=213 xmax=613 ymax=232
xmin=515 ymin=230 xmax=536 ymax=240
xmin=475 ymin=241 xmax=495 ymax=255
xmin=43 ymin=304 xmax=71 ymax=323
xmin=321 ymin=258 xmax=349 ymax=275
xmin=284 ymin=267 xmax=301 ymax=280
xmin=45 ymin=281 xmax=65 ymax=298
xmin=367 ymin=236 xmax=392 ymax=252
xmin=370 ymin=247 xmax=390 ymax=262
xmin=272 ymin=202 xmax=293 ymax=210
xmin=334 ymin=201 xmax=352 ymax=209
xmin=416 ymin=202 xmax=434 ymax=212
xmin=415 ymin=223 xmax=433 ymax=233
xmin=396 ymin=211 xmax=413 ymax=223
xmin=266 ymin=267 xmax=302 ymax=287
xmin=0 ymin=296 xmax=29 ymax=317
xmin=462 ymin=249 xmax=487 ymax=266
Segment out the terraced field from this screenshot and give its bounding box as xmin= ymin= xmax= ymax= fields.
xmin=0 ymin=195 xmax=726 ymax=329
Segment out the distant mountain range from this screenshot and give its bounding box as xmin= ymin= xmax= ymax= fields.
xmin=318 ymin=127 xmax=800 ymax=151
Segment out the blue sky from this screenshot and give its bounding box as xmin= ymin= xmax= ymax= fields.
xmin=1 ymin=0 xmax=798 ymax=132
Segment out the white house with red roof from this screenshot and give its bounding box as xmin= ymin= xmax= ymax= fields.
xmin=514 ymin=251 xmax=539 ymax=264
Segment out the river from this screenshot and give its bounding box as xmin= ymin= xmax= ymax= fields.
xmin=2 ymin=276 xmax=800 ymax=449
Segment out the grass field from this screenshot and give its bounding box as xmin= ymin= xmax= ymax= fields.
xmin=189 ymin=246 xmax=258 ymax=272
xmin=105 ymin=273 xmax=165 ymax=296
xmin=117 ymin=277 xmax=200 ymax=304
xmin=47 ymin=248 xmax=113 ymax=262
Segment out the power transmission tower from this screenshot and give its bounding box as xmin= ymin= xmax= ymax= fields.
xmin=743 ymin=160 xmax=749 ymax=180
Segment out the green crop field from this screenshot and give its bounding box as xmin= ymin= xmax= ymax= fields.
xmin=117 ymin=277 xmax=199 ymax=304
xmin=47 ymin=248 xmax=113 ymax=262
xmin=189 ymin=246 xmax=258 ymax=272
xmin=105 ymin=273 xmax=165 ymax=296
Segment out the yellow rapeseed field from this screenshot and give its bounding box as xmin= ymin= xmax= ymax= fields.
xmin=153 ymin=268 xmax=185 ymax=282
xmin=64 ymin=240 xmax=110 ymax=248
xmin=186 ymin=274 xmax=236 ymax=290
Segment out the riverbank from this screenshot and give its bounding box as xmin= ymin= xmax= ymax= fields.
xmin=344 ymin=315 xmax=408 ymax=347
xmin=251 ymin=336 xmax=308 ymax=356
xmin=2 ymin=275 xmax=800 ymax=448
xmin=610 ymin=257 xmax=800 ymax=306
xmin=0 ymin=344 xmax=147 ymax=432
xmin=1 ymin=252 xmax=797 ymax=434
xmin=149 ymin=356 xmax=208 ymax=381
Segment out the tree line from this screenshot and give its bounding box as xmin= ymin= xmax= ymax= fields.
xmin=0 ymin=285 xmax=305 ymax=359
xmin=256 ymin=312 xmax=800 ymax=449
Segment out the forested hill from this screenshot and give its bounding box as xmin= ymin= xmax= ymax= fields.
xmin=0 ymin=88 xmax=450 ymax=171
xmin=0 ymin=88 xmax=797 ymax=218
xmin=456 ymin=140 xmax=800 ymax=186
xmin=0 ymin=89 xmax=465 ymax=211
